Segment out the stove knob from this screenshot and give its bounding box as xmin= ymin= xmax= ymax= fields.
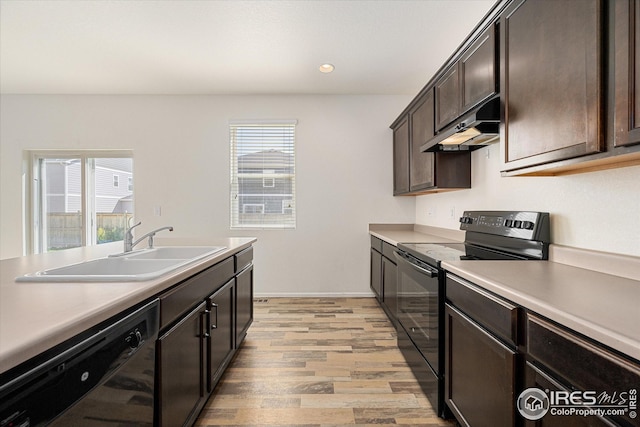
xmin=126 ymin=329 xmax=143 ymax=350
xmin=505 ymin=219 xmax=513 ymax=227
xmin=522 ymin=221 xmax=534 ymax=230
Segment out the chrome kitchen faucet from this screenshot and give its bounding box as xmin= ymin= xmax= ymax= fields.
xmin=124 ymin=221 xmax=173 ymax=252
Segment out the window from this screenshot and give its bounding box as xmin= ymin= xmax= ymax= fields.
xmin=230 ymin=121 xmax=296 ymax=229
xmin=28 ymin=151 xmax=134 ymax=253
xmin=263 ymin=177 xmax=275 ymax=188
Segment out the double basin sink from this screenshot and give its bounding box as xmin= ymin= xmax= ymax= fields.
xmin=17 ymin=246 xmax=226 ymax=282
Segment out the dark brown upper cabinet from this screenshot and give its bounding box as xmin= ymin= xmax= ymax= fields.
xmin=391 ymin=91 xmax=471 ymax=196
xmin=393 ymin=117 xmax=410 ymax=195
xmin=435 ymin=25 xmax=498 ymax=132
xmin=409 ymin=90 xmax=436 ymax=191
xmin=614 ymin=0 xmax=640 ymax=148
xmin=435 ymin=65 xmax=461 ymax=131
xmin=500 ymin=0 xmax=605 ymax=173
xmin=461 ymin=25 xmax=498 ymax=114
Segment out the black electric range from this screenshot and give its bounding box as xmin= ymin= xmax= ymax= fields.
xmin=393 ymin=210 xmax=550 ymax=418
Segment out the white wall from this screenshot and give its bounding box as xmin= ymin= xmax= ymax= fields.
xmin=415 ymin=144 xmax=640 ymax=257
xmin=0 ymin=94 xmax=415 ymax=295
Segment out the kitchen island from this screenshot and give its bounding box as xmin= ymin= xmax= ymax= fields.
xmin=1 ymin=237 xmax=256 ymax=426
xmin=0 ymin=237 xmax=255 ymax=374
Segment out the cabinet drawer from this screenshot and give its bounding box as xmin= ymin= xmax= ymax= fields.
xmin=370 ymin=236 xmax=383 ymax=252
xmin=160 ymin=257 xmax=234 ymax=329
xmin=235 ymin=246 xmax=253 ymax=272
xmin=526 ymin=313 xmax=640 ymax=397
xmin=446 ymin=274 xmax=518 ymax=347
xmin=523 ymin=362 xmax=618 ymax=427
xmin=382 ymin=242 xmax=396 ymax=260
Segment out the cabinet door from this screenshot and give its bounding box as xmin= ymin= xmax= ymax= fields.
xmin=208 ymin=279 xmax=234 ymax=393
xmin=157 ymin=302 xmax=207 ymax=427
xmin=409 ymin=91 xmax=436 ymax=191
xmin=501 ymin=0 xmax=604 ymax=171
xmin=522 ymin=362 xmax=617 ymax=427
xmin=445 ymin=304 xmax=517 ymax=427
xmin=615 ymin=0 xmax=640 ymax=147
xmin=235 ymin=265 xmax=253 ymax=346
xmin=461 ymin=24 xmax=497 ymax=112
xmin=393 ymin=117 xmax=410 ymax=195
xmin=436 ymin=65 xmax=461 ymax=131
xmin=370 ymin=248 xmax=383 ymax=301
xmin=381 ymin=255 xmax=397 ymax=323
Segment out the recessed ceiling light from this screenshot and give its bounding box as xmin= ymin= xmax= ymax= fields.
xmin=319 ymin=63 xmax=335 ymax=73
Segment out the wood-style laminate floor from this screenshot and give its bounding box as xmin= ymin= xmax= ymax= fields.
xmin=195 ymin=297 xmax=456 ymax=427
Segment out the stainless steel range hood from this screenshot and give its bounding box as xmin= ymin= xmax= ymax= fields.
xmin=421 ymin=96 xmax=500 ymax=152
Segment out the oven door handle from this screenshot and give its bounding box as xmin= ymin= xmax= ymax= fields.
xmin=394 ymin=251 xmax=438 ymax=278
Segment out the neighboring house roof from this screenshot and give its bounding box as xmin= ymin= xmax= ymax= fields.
xmin=112 ymin=194 xmax=133 ymax=213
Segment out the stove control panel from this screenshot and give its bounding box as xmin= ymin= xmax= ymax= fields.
xmin=459 ymin=210 xmax=550 ymax=242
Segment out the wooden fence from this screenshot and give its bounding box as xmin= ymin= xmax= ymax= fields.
xmin=47 ymin=213 xmax=133 ymax=250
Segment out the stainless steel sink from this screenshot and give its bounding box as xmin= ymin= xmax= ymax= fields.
xmin=17 ymin=246 xmax=226 ymax=282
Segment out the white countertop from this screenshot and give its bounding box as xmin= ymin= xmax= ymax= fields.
xmin=369 ymin=224 xmax=463 ymax=246
xmin=443 ymin=260 xmax=640 ymax=361
xmin=0 ymin=237 xmax=256 ymax=374
xmin=370 ymin=225 xmax=640 ymax=362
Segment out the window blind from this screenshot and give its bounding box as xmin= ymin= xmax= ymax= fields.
xmin=230 ymin=121 xmax=296 ymax=229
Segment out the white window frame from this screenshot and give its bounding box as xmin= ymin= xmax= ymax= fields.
xmin=263 ymin=177 xmax=275 ymax=188
xmin=282 ymin=199 xmax=293 ymax=214
xmin=242 ymin=203 xmax=265 ymax=214
xmin=113 ymin=174 xmax=120 ymax=188
xmin=230 ymin=120 xmax=296 ymax=229
xmin=26 ymin=150 xmax=134 ymax=254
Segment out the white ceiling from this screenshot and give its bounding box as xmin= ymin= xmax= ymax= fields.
xmin=0 ymin=0 xmax=496 ymax=95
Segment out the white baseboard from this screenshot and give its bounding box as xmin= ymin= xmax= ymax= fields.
xmin=253 ymin=292 xmax=376 ymax=298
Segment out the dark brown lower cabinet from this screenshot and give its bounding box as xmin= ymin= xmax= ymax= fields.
xmin=157 ymin=302 xmax=207 ymax=427
xmin=207 ymin=279 xmax=234 ymax=393
xmin=523 ymin=362 xmax=616 ymax=427
xmin=445 ymin=304 xmax=517 ymax=427
xmin=235 ymin=265 xmax=253 ymax=345
xmin=370 ymin=247 xmax=383 ymax=301
xmin=381 ymin=256 xmax=397 ymax=324
xmin=156 ymin=248 xmax=255 ymax=427
xmin=526 ymin=314 xmax=640 ymax=427
xmin=369 ymin=238 xmax=398 ymax=325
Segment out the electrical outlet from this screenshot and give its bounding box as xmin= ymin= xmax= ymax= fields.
xmin=450 ymin=206 xmax=456 ymax=219
xmin=153 ymin=206 xmax=162 ymax=217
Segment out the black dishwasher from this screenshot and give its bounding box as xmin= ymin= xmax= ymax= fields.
xmin=0 ymin=299 xmax=159 ymax=427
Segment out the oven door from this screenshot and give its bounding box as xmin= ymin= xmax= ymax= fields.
xmin=394 ymin=250 xmax=441 ymax=374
